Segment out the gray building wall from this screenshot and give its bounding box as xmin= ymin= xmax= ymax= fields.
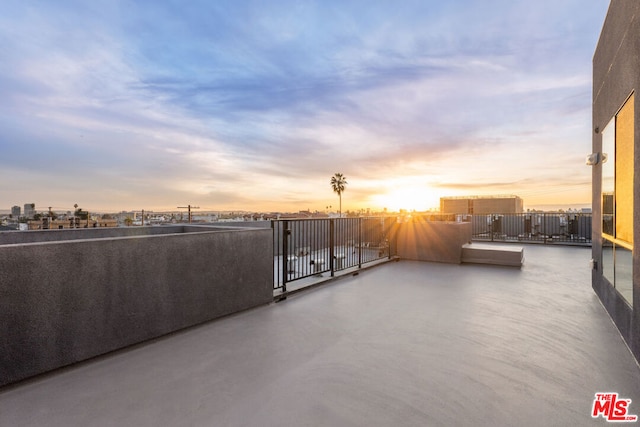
xmin=592 ymin=1 xmax=640 ymax=361
xmin=440 ymin=199 xmax=470 ymax=214
xmin=397 ymin=221 xmax=472 ymax=264
xmin=440 ymin=197 xmax=523 ymax=214
xmin=0 ymin=226 xmax=273 ymax=387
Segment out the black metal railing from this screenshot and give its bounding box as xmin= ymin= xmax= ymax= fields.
xmin=272 ymin=213 xmax=591 ymax=291
xmin=272 ymin=217 xmax=397 ymax=292
xmin=461 ymin=212 xmax=592 ymax=245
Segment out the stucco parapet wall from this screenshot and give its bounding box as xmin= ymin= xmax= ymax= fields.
xmin=396 ymin=221 xmax=472 ymax=264
xmin=0 ymin=225 xmax=273 ymax=387
xmin=0 ymin=224 xmax=255 ymax=245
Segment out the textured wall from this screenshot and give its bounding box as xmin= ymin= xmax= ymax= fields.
xmin=396 ymin=221 xmax=472 ymax=264
xmin=592 ymin=1 xmax=640 ymax=361
xmin=0 ymin=224 xmax=258 ymax=245
xmin=0 ymin=227 xmax=273 ymax=387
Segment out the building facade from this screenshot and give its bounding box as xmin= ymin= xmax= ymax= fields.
xmin=23 ymin=203 xmax=35 ymax=219
xmin=27 ymin=217 xmax=118 ymax=230
xmin=11 ymin=206 xmax=20 ymax=218
xmin=440 ymin=195 xmax=523 ymax=214
xmin=592 ymin=1 xmax=640 ymax=361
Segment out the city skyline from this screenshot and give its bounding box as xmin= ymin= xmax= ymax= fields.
xmin=0 ymin=195 xmax=593 ymax=217
xmin=0 ymin=1 xmax=608 ymax=212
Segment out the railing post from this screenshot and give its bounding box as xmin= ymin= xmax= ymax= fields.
xmin=490 ymin=215 xmax=494 ymax=242
xmin=282 ymin=220 xmax=289 ymax=293
xmin=271 ymin=220 xmax=277 ymax=290
xmin=387 ymin=218 xmax=391 ymax=260
xmin=358 ymin=217 xmax=363 ymax=269
xmin=329 ymin=219 xmax=335 ymax=277
xmin=389 ymin=217 xmax=396 ymax=259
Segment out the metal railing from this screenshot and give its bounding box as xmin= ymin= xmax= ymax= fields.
xmin=272 ymin=213 xmax=592 ymax=291
xmin=462 ymin=213 xmax=592 ymax=245
xmin=272 ymin=217 xmax=397 ymax=292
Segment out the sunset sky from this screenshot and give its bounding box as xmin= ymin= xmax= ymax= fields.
xmin=0 ymin=1 xmax=609 ymax=213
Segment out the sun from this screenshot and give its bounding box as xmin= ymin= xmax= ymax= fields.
xmin=370 ymin=187 xmax=439 ymax=212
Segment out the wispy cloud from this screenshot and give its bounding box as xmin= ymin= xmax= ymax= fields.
xmin=0 ymin=0 xmax=608 ymax=212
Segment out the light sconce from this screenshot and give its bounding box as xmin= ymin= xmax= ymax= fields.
xmin=586 ymin=152 xmax=603 ymax=166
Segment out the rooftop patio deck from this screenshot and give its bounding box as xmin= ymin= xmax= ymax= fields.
xmin=1 ymin=244 xmax=639 ymax=426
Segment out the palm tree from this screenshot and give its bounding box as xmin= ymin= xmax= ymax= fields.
xmin=330 ymin=173 xmax=347 ymax=217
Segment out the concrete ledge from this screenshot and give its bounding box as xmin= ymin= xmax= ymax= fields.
xmin=0 ymin=224 xmax=258 ymax=245
xmin=0 ymin=226 xmax=273 ymax=387
xmin=462 ymin=243 xmax=524 ymax=267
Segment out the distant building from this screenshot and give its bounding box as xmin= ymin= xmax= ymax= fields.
xmin=11 ymin=206 xmax=20 ymax=218
xmin=27 ymin=217 xmax=118 ymax=230
xmin=440 ymin=195 xmax=523 ymax=214
xmin=23 ymin=203 xmax=35 ymax=219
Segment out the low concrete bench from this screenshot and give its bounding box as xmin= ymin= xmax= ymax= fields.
xmin=461 ymin=243 xmax=524 ymax=267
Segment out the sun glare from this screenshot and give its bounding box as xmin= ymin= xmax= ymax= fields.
xmin=371 ymin=187 xmax=438 ymax=212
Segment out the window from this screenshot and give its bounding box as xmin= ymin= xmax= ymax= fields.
xmin=601 ymin=93 xmax=634 ymax=306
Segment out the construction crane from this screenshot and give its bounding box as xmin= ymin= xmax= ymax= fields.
xmin=177 ymin=205 xmax=200 ymax=223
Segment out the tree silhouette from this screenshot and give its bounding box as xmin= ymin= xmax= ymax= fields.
xmin=330 ymin=173 xmax=347 ymax=217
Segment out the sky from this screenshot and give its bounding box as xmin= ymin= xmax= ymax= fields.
xmin=0 ymin=0 xmax=610 ymax=213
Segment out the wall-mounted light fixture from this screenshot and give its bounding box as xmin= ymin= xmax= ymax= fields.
xmin=586 ymin=153 xmax=607 ymax=166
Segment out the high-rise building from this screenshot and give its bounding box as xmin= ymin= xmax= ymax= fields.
xmin=11 ymin=206 xmax=20 ymax=218
xmin=23 ymin=203 xmax=35 ymax=219
xmin=440 ymin=195 xmax=523 ymax=214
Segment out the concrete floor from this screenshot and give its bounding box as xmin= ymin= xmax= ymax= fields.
xmin=1 ymin=245 xmax=639 ymax=426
